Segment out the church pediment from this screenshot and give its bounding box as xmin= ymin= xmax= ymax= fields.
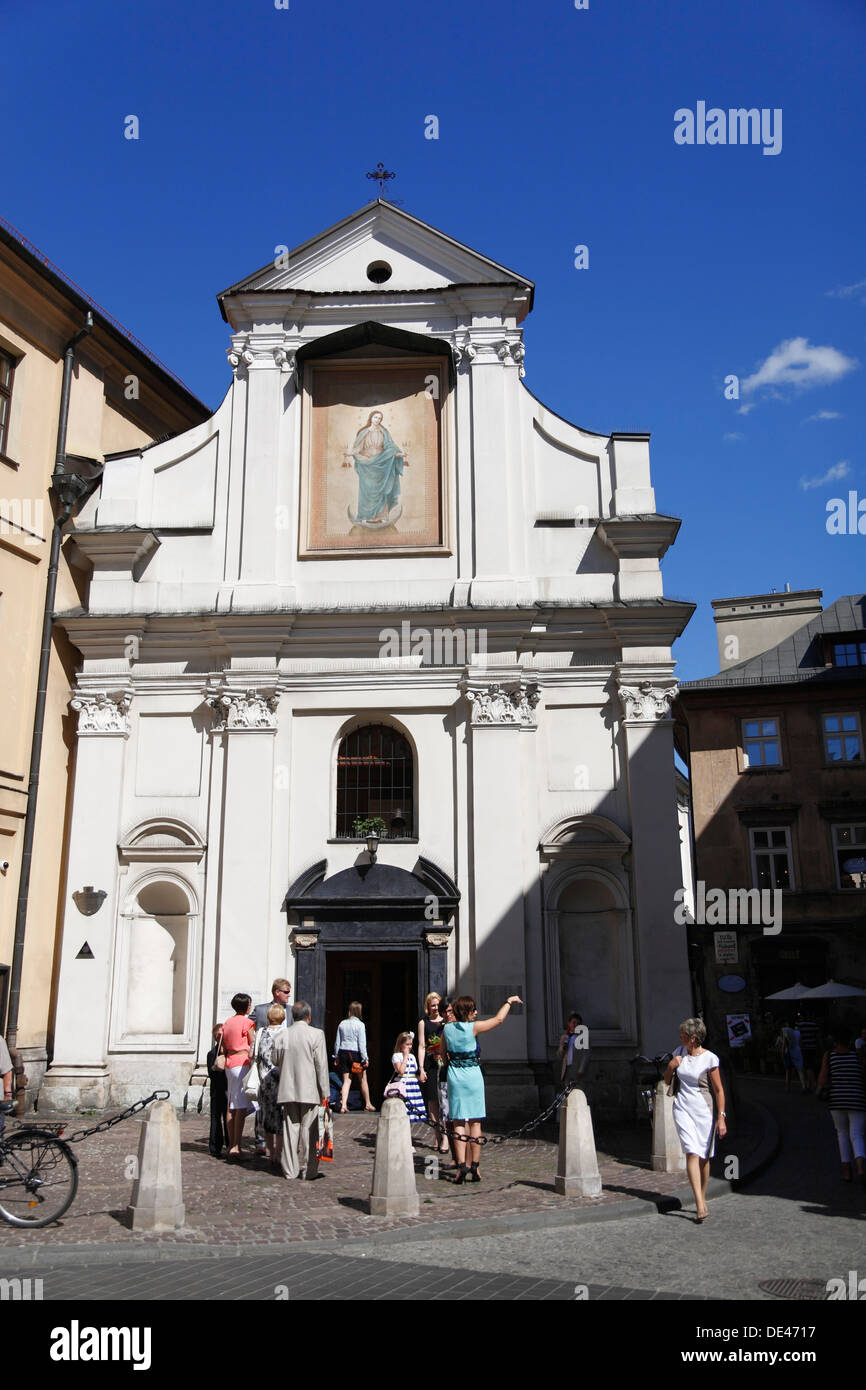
xmin=218 ymin=200 xmax=533 ymax=318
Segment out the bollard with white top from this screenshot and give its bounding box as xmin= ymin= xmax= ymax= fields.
xmin=368 ymin=1096 xmax=420 ymax=1217
xmin=126 ymin=1099 xmax=185 ymax=1231
xmin=651 ymin=1080 xmax=686 ymax=1172
xmin=555 ymin=1087 xmax=602 ymax=1197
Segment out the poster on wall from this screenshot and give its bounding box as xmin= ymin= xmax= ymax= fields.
xmin=714 ymin=931 xmax=738 ymax=964
xmin=726 ymin=1013 xmax=751 ymax=1047
xmin=299 ymin=358 xmax=449 ymax=556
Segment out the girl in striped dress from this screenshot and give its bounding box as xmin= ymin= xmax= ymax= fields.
xmin=391 ymin=1032 xmax=427 ymax=1122
xmin=818 ymin=1032 xmax=866 ymax=1184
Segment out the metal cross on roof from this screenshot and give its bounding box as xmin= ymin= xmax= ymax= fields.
xmin=366 ymin=162 xmax=396 ymax=197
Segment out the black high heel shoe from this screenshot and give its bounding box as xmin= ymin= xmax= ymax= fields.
xmin=453 ymin=1164 xmax=469 ymax=1185
xmin=469 ymin=1162 xmax=481 ymax=1182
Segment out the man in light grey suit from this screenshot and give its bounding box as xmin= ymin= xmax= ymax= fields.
xmin=271 ymin=1001 xmax=330 ymax=1180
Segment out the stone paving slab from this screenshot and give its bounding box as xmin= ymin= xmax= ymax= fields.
xmin=0 ymin=1110 xmax=702 ymax=1251
xmin=0 ymin=1250 xmax=712 ymax=1301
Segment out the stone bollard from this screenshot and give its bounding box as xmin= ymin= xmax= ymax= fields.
xmin=126 ymin=1100 xmax=185 ymax=1231
xmin=368 ymin=1097 xmax=420 ymax=1217
xmin=555 ymin=1088 xmax=602 ymax=1197
xmin=651 ymin=1080 xmax=686 ymax=1173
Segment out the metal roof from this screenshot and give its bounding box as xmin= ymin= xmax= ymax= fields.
xmin=681 ymin=593 xmax=866 ymax=691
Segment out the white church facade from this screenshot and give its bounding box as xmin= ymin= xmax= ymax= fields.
xmin=42 ymin=201 xmax=693 ymax=1118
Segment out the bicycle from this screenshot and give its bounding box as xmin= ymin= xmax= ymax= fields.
xmin=0 ymin=1102 xmax=78 ymax=1228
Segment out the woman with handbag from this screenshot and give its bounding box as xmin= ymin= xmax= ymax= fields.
xmin=663 ymin=1017 xmax=726 ymax=1223
xmin=221 ymin=992 xmax=256 ymax=1159
xmin=418 ymin=993 xmax=450 ymax=1154
xmin=390 ymin=1032 xmax=427 ymax=1148
xmin=817 ymin=1031 xmax=866 ymax=1185
xmin=334 ymin=1002 xmax=375 ymax=1113
xmin=256 ymin=1003 xmax=287 ymax=1167
xmin=207 ymin=1024 xmax=229 ymax=1157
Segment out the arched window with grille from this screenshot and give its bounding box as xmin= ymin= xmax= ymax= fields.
xmin=336 ymin=724 xmax=414 ymax=839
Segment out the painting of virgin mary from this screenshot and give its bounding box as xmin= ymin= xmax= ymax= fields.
xmin=343 ymin=410 xmax=407 ymax=524
xmin=301 ymin=358 xmax=447 ymax=554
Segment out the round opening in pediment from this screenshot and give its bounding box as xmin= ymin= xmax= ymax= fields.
xmin=366 ymin=260 xmax=392 ymax=284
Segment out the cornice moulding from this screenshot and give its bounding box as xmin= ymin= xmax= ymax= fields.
xmin=69 ymin=529 xmax=160 ymax=568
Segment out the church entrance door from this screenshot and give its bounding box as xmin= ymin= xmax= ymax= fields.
xmin=325 ymin=951 xmax=416 ymax=1103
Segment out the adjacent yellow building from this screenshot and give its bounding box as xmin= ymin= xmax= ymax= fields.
xmin=0 ymin=223 xmax=208 ymax=1107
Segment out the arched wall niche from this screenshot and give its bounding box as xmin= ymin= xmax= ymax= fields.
xmin=110 ymin=819 xmax=205 ymax=1052
xmin=539 ymin=815 xmax=637 ymax=1049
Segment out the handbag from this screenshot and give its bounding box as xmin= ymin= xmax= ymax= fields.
xmin=383 ymin=1071 xmax=407 ymax=1100
xmin=243 ymin=1029 xmax=261 ymax=1100
xmin=351 ymin=1060 xmax=364 ymax=1076
xmin=316 ymin=1104 xmax=334 ymax=1162
xmin=213 ymin=1029 xmax=226 ymax=1072
xmin=666 ymin=1045 xmax=684 ymax=1098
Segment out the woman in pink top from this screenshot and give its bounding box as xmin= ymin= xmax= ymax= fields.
xmin=220 ymin=992 xmax=256 ymax=1158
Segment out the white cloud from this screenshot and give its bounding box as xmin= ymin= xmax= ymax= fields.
xmin=827 ymin=279 xmax=866 ymax=305
xmin=736 ymin=402 xmax=756 ymax=415
xmin=798 ymin=460 xmax=851 ymax=491
xmin=805 ymin=410 xmax=842 ymax=421
xmin=741 ymin=337 xmax=858 ymax=396
xmin=723 ymin=432 xmax=744 ymax=442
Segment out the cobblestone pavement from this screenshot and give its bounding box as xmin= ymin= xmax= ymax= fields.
xmin=335 ymin=1077 xmax=866 ymax=1301
xmin=0 ymin=1109 xmax=697 ymax=1250
xmin=2 ymin=1077 xmax=856 ymax=1306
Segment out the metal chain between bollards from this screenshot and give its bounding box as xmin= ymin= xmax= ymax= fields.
xmin=483 ymin=1081 xmax=576 ymax=1145
xmin=58 ymin=1091 xmax=171 ymax=1145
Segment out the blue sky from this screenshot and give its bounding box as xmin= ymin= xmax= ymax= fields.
xmin=3 ymin=0 xmax=863 ymax=679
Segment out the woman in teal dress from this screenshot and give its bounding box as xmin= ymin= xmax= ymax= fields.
xmin=443 ymin=993 xmax=523 ymax=1185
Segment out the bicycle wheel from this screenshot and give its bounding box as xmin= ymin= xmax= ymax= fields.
xmin=0 ymin=1129 xmax=78 ymax=1227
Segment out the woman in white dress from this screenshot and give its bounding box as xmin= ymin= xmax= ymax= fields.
xmin=663 ymin=1017 xmax=727 ymax=1223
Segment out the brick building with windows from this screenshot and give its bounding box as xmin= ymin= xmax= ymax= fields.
xmin=0 ymin=221 xmax=209 ymax=1107
xmin=676 ymin=590 xmax=866 ymax=1057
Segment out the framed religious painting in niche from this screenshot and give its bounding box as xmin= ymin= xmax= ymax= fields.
xmin=299 ymin=357 xmax=451 ymax=557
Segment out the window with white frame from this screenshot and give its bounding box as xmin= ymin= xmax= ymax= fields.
xmin=823 ymin=713 xmax=863 ymax=763
xmin=749 ymin=827 xmax=794 ymax=890
xmin=0 ymin=350 xmax=15 ymax=457
xmin=742 ymin=717 xmax=782 ymax=768
xmin=833 ymin=824 xmax=866 ymax=890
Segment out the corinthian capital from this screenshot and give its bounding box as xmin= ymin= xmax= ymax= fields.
xmin=273 ymin=347 xmax=297 ymax=374
xmin=466 ymin=680 xmax=540 ymax=727
xmin=71 ymin=689 xmax=133 ymax=736
xmin=618 ymin=681 xmax=678 ymax=723
xmin=207 ymin=687 xmax=280 ymax=731
xmin=452 ymin=337 xmax=477 ymax=369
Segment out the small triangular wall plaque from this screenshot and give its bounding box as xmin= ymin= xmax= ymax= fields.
xmin=76 ymin=941 xmax=94 ymax=960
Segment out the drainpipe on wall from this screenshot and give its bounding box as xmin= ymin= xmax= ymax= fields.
xmin=6 ymin=313 xmax=96 ymax=1111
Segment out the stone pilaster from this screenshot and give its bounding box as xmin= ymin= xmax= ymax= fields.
xmin=207 ymin=686 xmax=280 ymax=1013
xmin=41 ymin=686 xmax=133 ymax=1111
xmin=616 ymin=672 xmax=691 ymax=1054
xmin=463 ymin=676 xmax=540 ymax=1118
